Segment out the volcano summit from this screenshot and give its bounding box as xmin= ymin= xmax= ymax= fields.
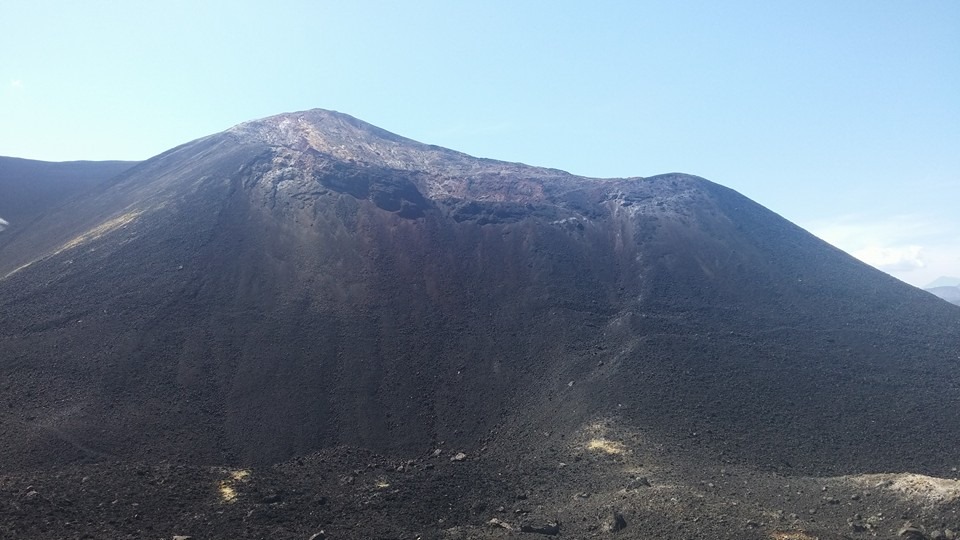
xmin=1 ymin=109 xmax=958 ymax=539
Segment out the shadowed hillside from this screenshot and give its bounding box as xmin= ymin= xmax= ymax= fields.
xmin=0 ymin=157 xmax=136 ymax=230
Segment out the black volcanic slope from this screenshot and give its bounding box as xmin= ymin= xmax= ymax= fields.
xmin=0 ymin=156 xmax=136 ymax=229
xmin=0 ymin=156 xmax=137 ymax=270
xmin=1 ymin=110 xmax=959 ymax=538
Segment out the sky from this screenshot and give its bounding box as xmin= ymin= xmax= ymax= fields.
xmin=1 ymin=0 xmax=957 ymax=287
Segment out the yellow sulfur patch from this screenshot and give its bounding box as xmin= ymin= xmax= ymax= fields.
xmin=849 ymin=473 xmax=960 ymax=505
xmin=217 ymin=468 xmax=251 ymax=503
xmin=219 ymin=483 xmax=238 ymax=503
xmin=586 ymin=438 xmax=627 ymax=455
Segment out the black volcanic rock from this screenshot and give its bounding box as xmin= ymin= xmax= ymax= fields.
xmin=1 ymin=109 xmax=959 ymax=491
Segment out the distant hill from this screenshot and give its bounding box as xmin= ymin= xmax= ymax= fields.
xmin=926 ymin=276 xmax=960 ymax=289
xmin=0 ymin=156 xmax=137 ymax=250
xmin=926 ymin=284 xmax=960 ymax=305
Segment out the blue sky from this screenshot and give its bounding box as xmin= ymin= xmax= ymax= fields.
xmin=2 ymin=0 xmax=958 ymax=287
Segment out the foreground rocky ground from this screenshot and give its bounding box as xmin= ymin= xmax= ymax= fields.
xmin=4 ymin=419 xmax=958 ymax=539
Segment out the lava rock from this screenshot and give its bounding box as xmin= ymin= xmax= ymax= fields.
xmin=601 ymin=509 xmax=627 ymax=532
xmin=520 ymin=521 xmax=560 ymax=535
xmin=626 ymin=476 xmax=651 ymax=489
xmin=899 ymin=526 xmax=928 ymax=539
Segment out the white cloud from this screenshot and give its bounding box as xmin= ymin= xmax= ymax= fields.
xmin=810 ymin=214 xmax=941 ymax=248
xmin=852 ymin=245 xmax=925 ymax=272
xmin=0 ymin=217 xmax=8 ymax=232
xmin=805 ymin=213 xmax=958 ymax=287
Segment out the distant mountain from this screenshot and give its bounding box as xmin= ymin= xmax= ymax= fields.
xmin=926 ymin=276 xmax=960 ymax=289
xmin=1 ymin=109 xmax=959 ymax=538
xmin=926 ymin=285 xmax=960 ymax=305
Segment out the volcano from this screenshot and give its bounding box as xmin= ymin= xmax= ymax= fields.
xmin=1 ymin=109 xmax=958 ymax=539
